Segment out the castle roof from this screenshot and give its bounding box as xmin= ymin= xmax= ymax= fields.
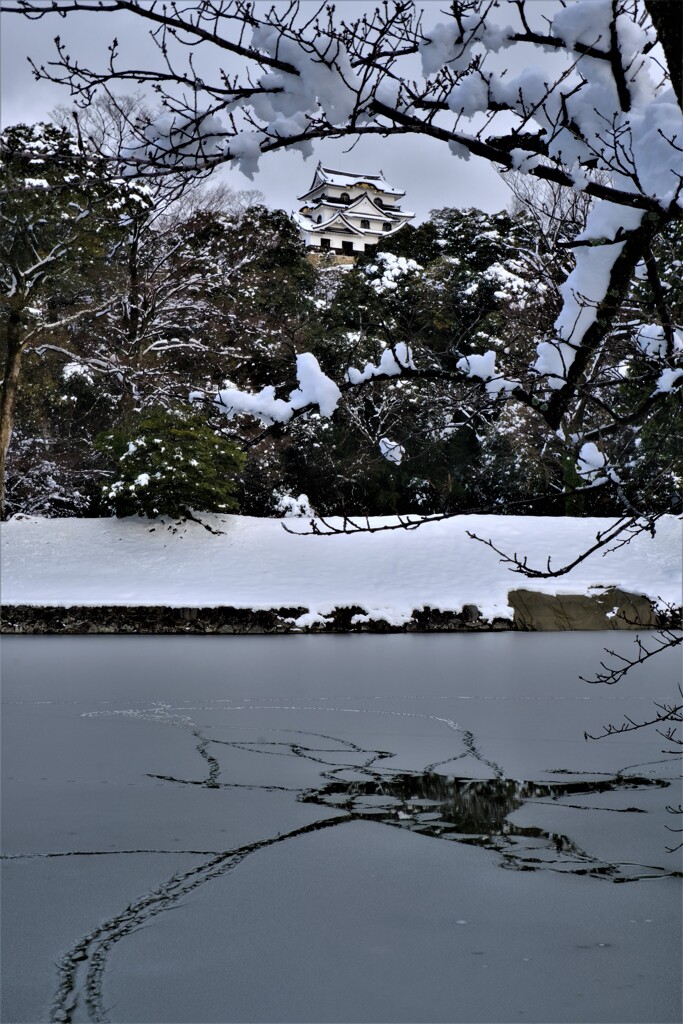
xmin=297 ymin=162 xmax=405 ymax=201
xmin=295 ymin=192 xmax=414 ymax=236
xmin=293 ymin=210 xmax=365 ymax=236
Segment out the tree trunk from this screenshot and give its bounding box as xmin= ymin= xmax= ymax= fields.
xmin=119 ymin=223 xmax=142 ymax=423
xmin=0 ymin=309 xmax=26 ymax=519
xmin=644 ymin=1 xmax=683 ymax=110
xmin=561 ymin=450 xmax=585 ymax=516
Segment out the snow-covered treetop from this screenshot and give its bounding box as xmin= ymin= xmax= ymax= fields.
xmin=0 ymin=121 xmax=152 ymax=302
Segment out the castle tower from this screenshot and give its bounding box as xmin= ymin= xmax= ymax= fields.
xmin=295 ymin=163 xmax=414 ymax=258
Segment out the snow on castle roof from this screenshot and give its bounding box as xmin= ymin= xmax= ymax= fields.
xmin=298 ymin=162 xmax=405 ymax=200
xmin=296 ymin=191 xmax=414 ymax=232
xmin=295 ymin=207 xmax=412 ymax=237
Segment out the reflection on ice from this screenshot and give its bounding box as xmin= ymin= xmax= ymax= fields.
xmin=308 ymin=770 xmax=669 ymax=878
xmin=138 ymin=714 xmax=674 ymax=884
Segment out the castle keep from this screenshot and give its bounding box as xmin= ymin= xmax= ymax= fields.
xmin=295 ymin=163 xmax=413 ymax=257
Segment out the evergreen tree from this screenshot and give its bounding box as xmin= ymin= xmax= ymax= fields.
xmin=0 ymin=121 xmax=148 ymax=516
xmin=96 ymin=407 xmax=245 ymax=520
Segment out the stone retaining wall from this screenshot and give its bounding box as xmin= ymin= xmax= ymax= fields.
xmin=2 ymin=589 xmax=678 ymax=634
xmin=0 ymin=604 xmax=508 ymax=634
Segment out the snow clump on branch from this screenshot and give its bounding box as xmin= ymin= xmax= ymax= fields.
xmin=636 ymin=324 xmax=683 ymax=360
xmin=378 ymin=437 xmax=405 ymax=465
xmin=576 ymin=442 xmax=621 ymax=487
xmin=198 ymin=352 xmax=342 ymax=425
xmin=535 ymin=204 xmax=646 ymax=387
xmin=456 ymin=351 xmax=519 ymax=398
xmin=346 ymin=342 xmax=415 ymax=385
xmin=418 ymin=0 xmax=683 ymax=392
xmin=251 ymin=26 xmax=360 ymax=126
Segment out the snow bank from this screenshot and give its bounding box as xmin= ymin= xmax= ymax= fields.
xmin=1 ymin=514 xmax=680 ymax=626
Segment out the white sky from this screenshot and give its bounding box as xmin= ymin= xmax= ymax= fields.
xmin=0 ymin=1 xmax=562 ymax=222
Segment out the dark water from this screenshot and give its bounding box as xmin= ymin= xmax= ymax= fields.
xmin=1 ymin=633 xmax=681 ymax=1023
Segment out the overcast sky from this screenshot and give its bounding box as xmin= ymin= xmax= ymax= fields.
xmin=0 ymin=2 xmax=561 ymax=222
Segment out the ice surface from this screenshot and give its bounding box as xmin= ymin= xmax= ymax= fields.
xmin=2 ymin=633 xmax=681 ymax=1024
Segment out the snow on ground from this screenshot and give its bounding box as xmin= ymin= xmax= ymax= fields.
xmin=2 ymin=514 xmax=680 ymax=625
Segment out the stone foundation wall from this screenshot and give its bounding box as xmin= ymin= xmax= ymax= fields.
xmin=0 ymin=604 xmax=507 ymax=635
xmin=305 ymin=250 xmax=356 ymax=268
xmin=2 ymin=590 xmax=677 ymax=634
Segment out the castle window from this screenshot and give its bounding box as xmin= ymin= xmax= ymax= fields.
xmin=316 ymin=214 xmax=322 ymax=223
xmin=376 ymin=197 xmax=384 ymax=207
xmin=342 ymin=240 xmax=354 ymax=254
xmin=360 ymin=218 xmax=370 ymax=230
xmin=382 ymin=222 xmax=392 ymax=231
xmin=340 ymin=192 xmax=350 ymax=203
xmin=320 ymin=238 xmax=331 ymax=249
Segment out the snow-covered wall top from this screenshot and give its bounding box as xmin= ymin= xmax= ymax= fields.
xmin=1 ymin=514 xmax=680 ymax=627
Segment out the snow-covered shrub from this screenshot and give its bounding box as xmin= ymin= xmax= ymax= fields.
xmin=95 ymin=408 xmax=245 ymax=519
xmin=365 ymin=252 xmax=423 ymax=294
xmin=274 ymin=491 xmax=314 ymax=517
xmin=4 ymin=435 xmax=98 ymax=518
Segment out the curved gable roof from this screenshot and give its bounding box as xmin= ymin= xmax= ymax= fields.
xmin=298 ymin=161 xmax=405 ymax=200
xmin=296 ymin=207 xmax=411 ymax=238
xmin=298 ymin=210 xmax=366 ymax=235
xmin=338 ymin=193 xmax=411 ymax=219
xmin=301 ymin=193 xmax=412 ymax=221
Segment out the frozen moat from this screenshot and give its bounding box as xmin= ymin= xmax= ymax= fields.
xmin=1 ymin=633 xmax=681 ymax=1023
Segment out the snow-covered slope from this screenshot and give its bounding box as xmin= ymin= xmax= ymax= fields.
xmin=1 ymin=514 xmax=680 ymax=626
